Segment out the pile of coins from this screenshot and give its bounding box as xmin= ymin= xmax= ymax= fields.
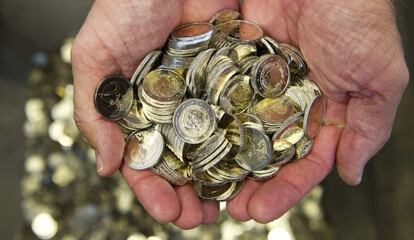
xmin=94 ymin=9 xmax=326 ymax=201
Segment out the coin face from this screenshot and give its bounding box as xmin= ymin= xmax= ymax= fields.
xmin=173 ymin=99 xmax=217 ymax=144
xmin=253 ymin=96 xmax=294 ymax=124
xmin=94 ymin=75 xmax=133 ymax=121
xmin=124 ymin=128 xmax=164 ymax=170
xmin=142 ymin=69 xmax=186 ymax=102
xmin=253 ymin=55 xmax=290 ymax=98
xmin=304 ymin=95 xmax=326 ymax=138
xmin=219 ymin=20 xmax=263 ymax=42
xmin=220 ymin=75 xmax=255 ymax=114
xmin=235 ymin=126 xmax=272 ymax=171
xmin=172 ymin=22 xmax=214 ymax=39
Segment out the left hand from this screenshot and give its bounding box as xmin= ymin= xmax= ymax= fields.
xmin=226 ymin=0 xmax=409 ymax=223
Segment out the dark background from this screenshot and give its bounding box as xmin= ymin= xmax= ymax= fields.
xmin=0 ymin=0 xmax=412 ymax=239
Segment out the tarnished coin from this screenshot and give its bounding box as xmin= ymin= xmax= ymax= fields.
xmin=142 ymin=69 xmax=186 ymax=102
xmin=251 ymin=54 xmax=291 ymax=98
xmin=218 ymin=20 xmax=263 ymax=43
xmin=209 ymin=9 xmax=240 ymax=25
xmin=124 ymin=128 xmax=164 ymax=170
xmin=235 ymin=126 xmax=272 ymax=171
xmin=304 ymin=95 xmax=326 ymax=138
xmin=173 ymin=99 xmax=217 ymax=144
xmin=94 ymin=75 xmax=133 ymax=121
xmin=219 ymin=75 xmax=255 ymax=114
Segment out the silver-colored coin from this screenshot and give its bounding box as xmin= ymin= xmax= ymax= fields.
xmin=173 ymin=99 xmax=217 ymax=144
xmin=235 ymin=125 xmax=272 ymax=171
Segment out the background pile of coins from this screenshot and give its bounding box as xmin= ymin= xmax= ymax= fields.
xmin=94 ymin=9 xmax=326 ymax=201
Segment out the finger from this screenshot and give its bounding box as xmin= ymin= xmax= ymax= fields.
xmin=181 ymin=0 xmax=240 ymax=23
xmin=72 ymin=35 xmax=125 ymax=176
xmin=173 ymin=185 xmax=203 ymax=229
xmin=201 ymin=200 xmax=220 ymax=224
xmin=226 ymin=179 xmax=263 ymax=221
xmin=72 ymin=0 xmax=182 ymax=175
xmin=241 ymin=0 xmax=297 ymax=43
xmin=336 ymin=58 xmax=409 ymax=185
xmin=121 ymin=165 xmax=180 ymax=223
xmin=247 ymin=119 xmax=342 ymax=223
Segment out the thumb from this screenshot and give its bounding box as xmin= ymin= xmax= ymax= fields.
xmin=71 ymin=40 xmax=125 ymax=177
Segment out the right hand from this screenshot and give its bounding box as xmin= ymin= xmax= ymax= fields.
xmin=71 ymin=0 xmax=240 ymax=229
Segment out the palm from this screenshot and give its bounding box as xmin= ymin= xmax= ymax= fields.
xmin=72 ymin=0 xmax=408 ymax=227
xmin=226 ymin=0 xmax=408 ymax=222
xmin=71 ymin=0 xmax=240 ymax=229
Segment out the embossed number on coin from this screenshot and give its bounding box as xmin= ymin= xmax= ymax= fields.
xmin=94 ymin=75 xmax=133 ymax=121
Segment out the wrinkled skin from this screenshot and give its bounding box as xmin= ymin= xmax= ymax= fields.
xmin=71 ymin=0 xmax=408 ymax=228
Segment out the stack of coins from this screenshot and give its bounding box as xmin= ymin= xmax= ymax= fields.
xmin=162 ymin=22 xmax=215 ymax=70
xmin=138 ymin=69 xmax=186 ymax=124
xmin=93 ymin=9 xmax=326 ymax=201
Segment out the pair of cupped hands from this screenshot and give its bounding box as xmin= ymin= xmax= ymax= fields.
xmin=71 ymin=0 xmax=408 ymax=229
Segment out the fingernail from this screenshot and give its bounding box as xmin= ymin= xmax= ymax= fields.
xmin=353 ymin=174 xmax=362 ymax=185
xmin=95 ymin=151 xmax=104 ymax=173
xmin=340 ymin=170 xmax=363 ymax=186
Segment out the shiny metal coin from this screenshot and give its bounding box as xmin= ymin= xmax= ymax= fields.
xmin=295 ymin=137 xmax=314 ymax=160
xmin=271 ymin=146 xmax=296 ymax=166
xmin=94 ymin=75 xmax=133 ymax=121
xmin=124 ymin=128 xmax=164 ymax=170
xmin=249 ymin=165 xmax=280 ymax=181
xmin=171 ymin=22 xmax=214 ymax=40
xmin=173 ymin=99 xmax=217 ymax=144
xmin=251 ymin=54 xmax=290 ymax=98
xmin=117 ymin=100 xmax=152 ymax=130
xmin=130 ymin=50 xmax=162 ymax=87
xmin=252 ymin=96 xmax=295 ymax=125
xmin=218 ymin=20 xmax=263 ymax=43
xmin=209 ymin=9 xmax=240 ymax=25
xmin=142 ymin=69 xmax=186 ymax=102
xmin=219 ymin=75 xmax=255 ymax=114
xmin=235 ymin=125 xmax=272 ymax=171
xmin=304 ymin=95 xmax=326 ymax=138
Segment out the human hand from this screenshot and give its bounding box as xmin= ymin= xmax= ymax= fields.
xmin=71 ymin=0 xmax=240 ymax=229
xmin=226 ymin=0 xmax=409 ymax=222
